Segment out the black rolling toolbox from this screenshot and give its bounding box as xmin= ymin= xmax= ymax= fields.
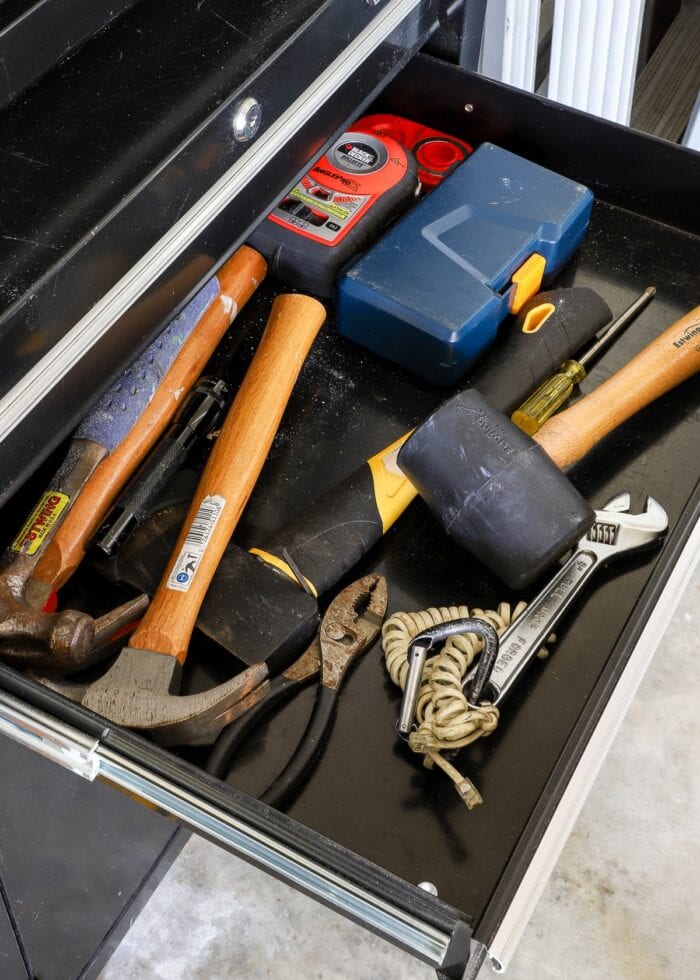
xmin=0 ymin=2 xmax=698 ymax=978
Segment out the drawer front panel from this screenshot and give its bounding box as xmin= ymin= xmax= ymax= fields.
xmin=0 ymin=701 xmax=181 ymax=979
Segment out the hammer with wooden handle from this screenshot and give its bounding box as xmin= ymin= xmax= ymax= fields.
xmin=398 ymin=305 xmax=700 ymax=588
xmin=0 ymin=245 xmax=265 ymax=671
xmin=38 ymin=293 xmax=327 ymax=744
xmin=100 ymin=285 xmax=617 ymax=669
xmin=24 ymin=245 xmax=266 ymax=611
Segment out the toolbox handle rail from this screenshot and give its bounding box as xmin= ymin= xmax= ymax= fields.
xmin=0 ymin=686 xmax=472 ymax=977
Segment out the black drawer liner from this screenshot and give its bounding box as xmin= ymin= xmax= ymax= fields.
xmin=0 ymin=54 xmax=698 ymax=959
xmin=178 ymin=202 xmax=699 ymax=921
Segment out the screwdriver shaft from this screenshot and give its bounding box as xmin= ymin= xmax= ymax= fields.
xmin=578 ymin=286 xmax=656 ymax=368
xmin=511 ymin=286 xmax=657 ymax=435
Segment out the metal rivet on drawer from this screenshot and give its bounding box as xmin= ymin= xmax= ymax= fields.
xmin=418 ymin=881 xmax=438 ymax=896
xmin=233 ymin=97 xmax=262 ymax=142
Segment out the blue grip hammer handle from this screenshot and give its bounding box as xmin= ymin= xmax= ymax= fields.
xmin=10 ymin=239 xmax=269 ymax=599
xmin=5 ymin=279 xmax=220 ymax=584
xmin=75 ymin=279 xmax=219 ymax=451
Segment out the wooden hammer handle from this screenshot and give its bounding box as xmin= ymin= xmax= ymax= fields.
xmin=535 ymin=305 xmax=700 ymax=469
xmin=31 ymin=246 xmax=266 ymax=596
xmin=130 ymin=293 xmax=326 ymax=663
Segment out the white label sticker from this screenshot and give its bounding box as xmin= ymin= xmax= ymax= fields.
xmin=167 ymin=495 xmax=226 ymax=592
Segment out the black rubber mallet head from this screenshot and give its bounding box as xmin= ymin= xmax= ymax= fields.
xmin=398 ymin=306 xmax=700 ymax=589
xmin=400 ymin=388 xmax=593 ymax=588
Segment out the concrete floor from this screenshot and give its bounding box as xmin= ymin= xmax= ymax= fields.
xmin=101 ymin=564 xmax=699 ymax=980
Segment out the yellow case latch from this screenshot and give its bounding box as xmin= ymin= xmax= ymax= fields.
xmin=509 ymin=253 xmax=546 ymax=313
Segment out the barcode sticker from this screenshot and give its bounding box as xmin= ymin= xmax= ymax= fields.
xmin=167 ymin=494 xmax=226 ymax=592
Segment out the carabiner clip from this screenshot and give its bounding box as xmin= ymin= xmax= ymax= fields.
xmin=397 ymin=618 xmax=499 ymax=736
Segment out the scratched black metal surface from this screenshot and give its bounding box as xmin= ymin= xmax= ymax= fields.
xmin=0 ymin=876 xmax=27 ymax=980
xmin=0 ymin=0 xmax=322 ymax=351
xmin=0 ymin=0 xmax=441 ymax=507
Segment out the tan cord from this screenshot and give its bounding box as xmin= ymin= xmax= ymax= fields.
xmin=382 ymin=602 xmax=554 ymax=810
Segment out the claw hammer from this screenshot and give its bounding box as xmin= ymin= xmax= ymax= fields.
xmin=0 ymin=246 xmax=266 ymax=671
xmin=39 ymin=294 xmax=327 ymax=743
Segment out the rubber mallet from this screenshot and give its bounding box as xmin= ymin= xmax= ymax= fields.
xmin=398 ymin=306 xmax=700 ymax=588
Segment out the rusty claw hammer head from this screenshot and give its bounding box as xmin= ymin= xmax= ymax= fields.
xmin=0 ymin=596 xmax=95 ymax=671
xmin=0 ymin=552 xmax=148 ymax=673
xmin=0 ymin=564 xmax=148 ymax=674
xmin=36 ymin=646 xmax=270 ymax=746
xmin=35 ymin=580 xmax=388 ymax=748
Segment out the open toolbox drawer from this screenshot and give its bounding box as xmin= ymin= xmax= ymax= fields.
xmin=1 ymin=49 xmax=699 ymax=979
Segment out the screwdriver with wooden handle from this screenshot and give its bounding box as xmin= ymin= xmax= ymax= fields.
xmin=399 ymin=302 xmax=700 ymax=588
xmin=511 ymin=286 xmax=656 ymax=435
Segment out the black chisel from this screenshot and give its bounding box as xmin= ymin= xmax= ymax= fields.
xmin=94 ymin=378 xmax=228 ymax=557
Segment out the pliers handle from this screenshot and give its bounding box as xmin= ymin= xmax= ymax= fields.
xmin=206 ymin=574 xmax=387 ymax=808
xmin=206 ymin=638 xmax=321 ymax=778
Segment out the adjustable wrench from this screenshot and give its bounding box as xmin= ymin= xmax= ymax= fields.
xmin=465 ymin=492 xmax=669 ymax=707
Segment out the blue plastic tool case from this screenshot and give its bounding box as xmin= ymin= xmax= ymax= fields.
xmin=337 ymin=142 xmax=593 ymax=384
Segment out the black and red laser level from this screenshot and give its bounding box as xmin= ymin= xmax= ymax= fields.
xmin=248 ymin=130 xmax=419 ymax=297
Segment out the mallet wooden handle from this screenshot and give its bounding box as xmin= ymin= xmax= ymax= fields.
xmin=534 ymin=306 xmax=700 ymax=469
xmin=30 ymin=246 xmax=266 ymax=598
xmin=131 ymin=293 xmax=326 ymax=663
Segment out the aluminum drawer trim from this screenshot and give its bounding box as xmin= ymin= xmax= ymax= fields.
xmin=0 ymin=691 xmax=100 ymax=780
xmin=486 ymin=518 xmax=700 ymax=972
xmin=93 ymin=748 xmax=452 ymax=968
xmin=0 ymin=0 xmax=424 ymax=448
xmin=0 ymin=688 xmax=453 ymax=966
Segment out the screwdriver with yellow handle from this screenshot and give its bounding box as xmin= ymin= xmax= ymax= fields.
xmin=511 ymin=286 xmax=656 ymax=435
